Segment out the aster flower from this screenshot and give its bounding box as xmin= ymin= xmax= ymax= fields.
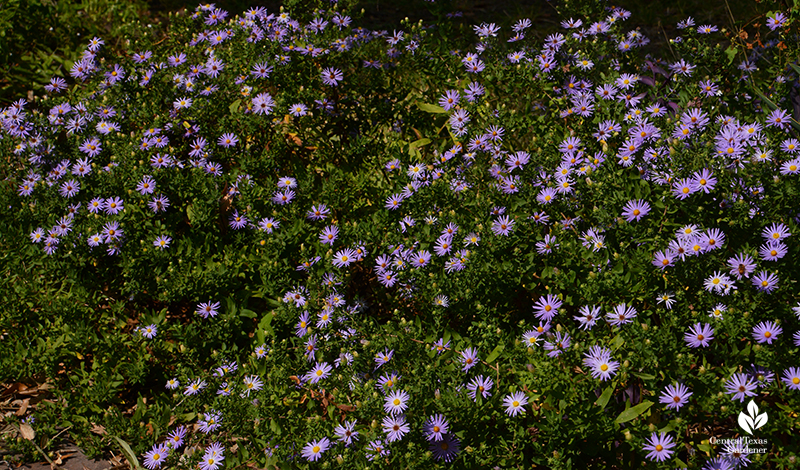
xmin=166 ymin=426 xmax=186 ymax=448
xmin=724 ymin=373 xmax=758 ymax=402
xmin=319 ymin=225 xmax=338 ymax=245
xmin=198 ymin=411 xmax=222 ymax=434
xmin=333 ymin=248 xmax=356 ymax=268
xmin=642 ymin=432 xmax=675 ymax=462
xmin=534 ymin=294 xmax=562 ymax=321
xmin=684 ymin=323 xmax=714 ymax=348
xmin=321 ymin=67 xmax=343 ymax=86
xmin=503 ymin=391 xmax=528 ymax=416
xmin=153 ymin=235 xmax=171 ymax=250
xmin=727 ymin=253 xmax=756 ymax=279
xmin=165 ymin=378 xmax=180 ymax=390
xmin=606 ymin=303 xmax=637 ymax=326
xmin=217 ymin=133 xmax=239 ymax=148
xmin=104 ymin=196 xmax=124 ymax=215
xmin=659 ymin=383 xmax=692 ymax=411
xmin=334 ymin=421 xmax=359 ymax=446
xmin=143 ymin=444 xmax=169 ymax=469
xmin=301 ymin=437 xmax=330 ymax=462
xmin=365 ymin=440 xmax=389 ymax=461
xmin=543 ymin=332 xmax=570 ymax=357
xmin=584 ymin=347 xmax=619 ymax=381
xmin=289 ymin=103 xmax=308 ymax=117
xmin=752 ymin=321 xmax=782 ymax=344
xmin=708 ymin=304 xmax=727 ymax=320
xmin=430 ymin=433 xmax=460 ymax=462
xmin=460 ymin=347 xmax=479 ymax=372
xmin=196 ymin=301 xmax=220 ymax=319
xmin=751 ymin=270 xmax=779 ymax=293
xmin=621 ymin=199 xmax=650 ymax=221
xmin=383 ymin=414 xmax=410 ymax=442
xmin=307 ymin=362 xmax=332 ymax=384
xmin=137 ymin=323 xmax=157 ymax=339
xmin=467 ymin=375 xmax=493 ymax=401
xmin=575 ymin=305 xmax=601 ymax=330
xmin=184 ymin=378 xmax=206 ymax=396
xmin=491 ymin=215 xmax=514 ymax=236
xmin=375 ymin=348 xmax=394 ymax=368
xmin=655 ymin=292 xmax=675 ymax=309
xmin=782 ymin=368 xmax=800 ymax=391
xmin=762 ymin=222 xmax=791 ymax=242
xmin=423 ymin=414 xmax=449 ymax=442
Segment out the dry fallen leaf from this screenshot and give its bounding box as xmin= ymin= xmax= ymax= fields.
xmin=19 ymin=423 xmax=35 ymax=440
xmin=90 ymin=423 xmax=107 ymax=435
xmin=15 ymin=398 xmax=30 ymax=416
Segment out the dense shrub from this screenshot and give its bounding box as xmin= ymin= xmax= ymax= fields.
xmin=1 ymin=0 xmax=799 ymax=468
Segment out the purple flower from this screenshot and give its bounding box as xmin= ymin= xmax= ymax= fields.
xmin=229 ymin=210 xmax=249 ymax=229
xmin=752 ymin=270 xmax=779 ymax=293
xmin=218 ymin=133 xmax=239 ymax=147
xmin=334 ymin=421 xmax=359 ymax=446
xmin=252 ymin=92 xmax=275 ymax=115
xmin=321 ymin=67 xmax=343 ymax=86
xmin=684 ymin=323 xmax=714 ymax=348
xmin=503 ymin=391 xmax=528 ymax=416
xmin=606 ymin=303 xmax=637 ymax=326
xmin=534 ymin=294 xmax=562 ymax=321
xmin=196 ymin=301 xmax=220 ymax=319
xmin=438 ymin=90 xmax=460 ymax=111
xmin=104 ymin=196 xmax=124 ymax=215
xmin=583 ymin=346 xmax=618 ymax=381
xmin=142 ymin=444 xmax=169 ymax=469
xmin=752 ymin=321 xmax=782 ymax=344
xmin=727 ymin=253 xmax=756 ymax=279
xmin=301 ymin=437 xmax=330 ymax=462
xmin=766 ymin=109 xmax=790 ymax=129
xmin=59 ymin=179 xmax=80 ymax=198
xmin=429 ymin=433 xmax=460 ymax=462
xmin=467 ymin=375 xmax=493 ymax=401
xmin=153 ymin=235 xmax=172 ymax=249
xmin=79 ymin=138 xmax=102 ymax=157
xmin=375 ymin=348 xmax=393 ymax=368
xmin=460 ymin=347 xmax=479 ymax=372
xmin=782 ymin=368 xmax=800 ymax=391
xmin=382 ymin=415 xmax=409 ymax=442
xmin=412 ymin=250 xmax=431 ymax=268
xmin=289 ymin=103 xmax=308 ymax=117
xmin=319 ymin=225 xmax=338 ymax=245
xmin=543 ymin=331 xmax=570 ymax=357
xmin=642 ymin=432 xmax=675 ymax=462
xmin=621 ymin=199 xmax=650 ymax=222
xmin=724 ymin=373 xmax=758 ymax=402
xmin=659 ymin=383 xmax=692 ymax=410
xmin=491 ymin=215 xmax=514 ymax=236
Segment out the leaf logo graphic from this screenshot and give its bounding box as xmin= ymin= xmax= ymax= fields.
xmin=738 ymin=400 xmax=768 ymax=435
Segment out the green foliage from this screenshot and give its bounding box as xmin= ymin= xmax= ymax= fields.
xmin=1 ymin=0 xmax=800 ymax=469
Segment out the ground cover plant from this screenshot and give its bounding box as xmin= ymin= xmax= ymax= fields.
xmin=1 ymin=0 xmax=800 ymax=468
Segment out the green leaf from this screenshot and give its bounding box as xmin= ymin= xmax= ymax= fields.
xmin=614 ymin=400 xmax=653 ymax=424
xmin=724 ymin=46 xmax=738 ymax=65
xmin=240 ymin=308 xmax=257 ymax=319
xmin=595 ymin=385 xmax=613 ymax=409
xmin=229 ymin=99 xmax=241 ymax=114
xmin=113 ymin=436 xmax=143 ymax=470
xmin=416 ymin=102 xmax=447 ymax=113
xmin=485 ymin=344 xmax=504 ymax=363
xmin=632 ymin=372 xmax=656 ymax=381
